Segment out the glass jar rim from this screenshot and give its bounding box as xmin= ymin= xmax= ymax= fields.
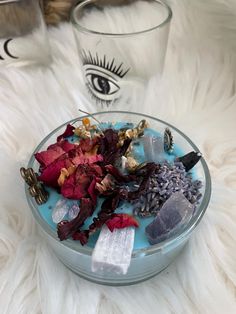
xmin=0 ymin=0 xmax=20 ymax=4
xmin=26 ymin=111 xmax=211 ymax=258
xmin=71 ymin=0 xmax=172 ymax=37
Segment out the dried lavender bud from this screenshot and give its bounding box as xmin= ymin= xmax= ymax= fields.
xmin=132 ymin=160 xmax=202 ymax=217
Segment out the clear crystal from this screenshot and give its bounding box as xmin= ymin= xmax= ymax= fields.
xmin=141 ymin=135 xmax=165 ymax=163
xmin=68 ymin=202 xmax=80 ymax=220
xmin=52 ymin=199 xmax=80 ymax=223
xmin=51 ymin=198 xmax=69 ymax=224
xmin=145 ymin=192 xmax=194 ymax=244
xmin=92 ymin=226 xmax=135 ymax=275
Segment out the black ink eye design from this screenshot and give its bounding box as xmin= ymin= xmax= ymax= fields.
xmin=81 ymin=50 xmax=129 ymax=106
xmin=86 ymin=73 xmax=119 ymax=95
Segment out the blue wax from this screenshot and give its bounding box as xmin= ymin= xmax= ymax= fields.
xmin=38 ymin=122 xmax=189 ymax=250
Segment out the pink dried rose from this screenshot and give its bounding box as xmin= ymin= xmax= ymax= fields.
xmin=35 ymin=140 xmax=75 ymax=169
xmin=61 ymin=164 xmax=103 ymax=200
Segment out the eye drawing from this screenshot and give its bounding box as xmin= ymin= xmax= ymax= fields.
xmin=81 ymin=50 xmax=130 ymax=107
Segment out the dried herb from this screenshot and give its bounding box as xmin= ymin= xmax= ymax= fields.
xmin=105 ymin=164 xmax=137 ymax=183
xmin=72 ymin=193 xmax=120 ymax=245
xmin=119 ymin=163 xmax=158 ymax=201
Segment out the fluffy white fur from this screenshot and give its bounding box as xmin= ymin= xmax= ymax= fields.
xmin=0 ymin=0 xmax=236 ymax=313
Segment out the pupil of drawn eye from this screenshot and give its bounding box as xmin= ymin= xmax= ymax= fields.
xmin=91 ymin=74 xmax=110 ymax=95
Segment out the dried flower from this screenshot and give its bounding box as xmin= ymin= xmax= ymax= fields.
xmin=74 ymin=125 xmax=91 ymax=139
xmin=57 ymin=124 xmax=75 ymax=142
xmin=105 ymin=214 xmax=139 ymax=232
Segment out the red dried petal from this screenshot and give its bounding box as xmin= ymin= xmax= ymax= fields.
xmin=61 ymin=173 xmax=90 ymax=199
xmin=105 ymin=164 xmax=137 ymax=183
xmin=72 ymin=154 xmax=103 ymax=166
xmin=57 ymin=124 xmax=75 ymax=142
xmin=105 ymin=214 xmax=139 ymax=232
xmin=61 ymin=164 xmax=104 ymax=200
xmin=35 ymin=140 xmax=76 ymax=169
xmin=79 ymin=137 xmax=100 ymax=153
xmin=38 ymin=158 xmax=72 ymax=188
xmin=35 ymin=146 xmax=65 ymax=168
xmin=58 ymin=140 xmax=76 ymax=153
xmin=72 ymin=230 xmax=89 ymax=245
xmin=88 ymin=177 xmax=98 ymax=204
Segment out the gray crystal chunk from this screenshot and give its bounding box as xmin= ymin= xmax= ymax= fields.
xmin=145 ymin=192 xmax=194 ymax=245
xmin=92 ymin=226 xmax=135 ymax=275
xmin=141 ymin=135 xmax=165 ymax=163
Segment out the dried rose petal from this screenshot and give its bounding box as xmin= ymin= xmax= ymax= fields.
xmin=35 ymin=146 xmax=65 ymax=169
xmin=72 ymin=230 xmax=89 ymax=245
xmin=88 ymin=177 xmax=98 ymax=204
xmin=105 ymin=214 xmax=139 ymax=232
xmin=61 ymin=172 xmax=90 ymax=199
xmin=61 ymin=164 xmax=104 ymax=200
xmin=57 ymin=124 xmax=75 ymax=142
xmin=79 ymin=137 xmax=100 ymax=153
xmin=38 ymin=158 xmax=72 ymax=188
xmin=105 ymin=164 xmax=137 ymax=183
xmin=35 ymin=140 xmax=75 ymax=169
xmin=72 ymin=154 xmax=103 ymax=166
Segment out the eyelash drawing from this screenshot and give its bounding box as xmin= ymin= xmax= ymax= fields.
xmin=81 ymin=49 xmax=130 ymax=78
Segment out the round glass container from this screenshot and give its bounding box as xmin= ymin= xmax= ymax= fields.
xmin=25 ymin=111 xmax=211 ymax=285
xmin=71 ymin=0 xmax=172 ymax=109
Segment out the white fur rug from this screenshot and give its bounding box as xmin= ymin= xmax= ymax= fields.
xmin=0 ymin=1 xmax=236 ymax=313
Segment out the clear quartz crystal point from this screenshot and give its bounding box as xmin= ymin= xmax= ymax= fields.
xmin=52 ymin=199 xmax=68 ymax=224
xmin=68 ymin=202 xmax=80 ymax=220
xmin=141 ymin=135 xmax=165 ymax=163
xmin=92 ymin=226 xmax=135 ymax=275
xmin=52 ymin=199 xmax=80 ymax=223
xmin=145 ymin=192 xmax=194 ymax=245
